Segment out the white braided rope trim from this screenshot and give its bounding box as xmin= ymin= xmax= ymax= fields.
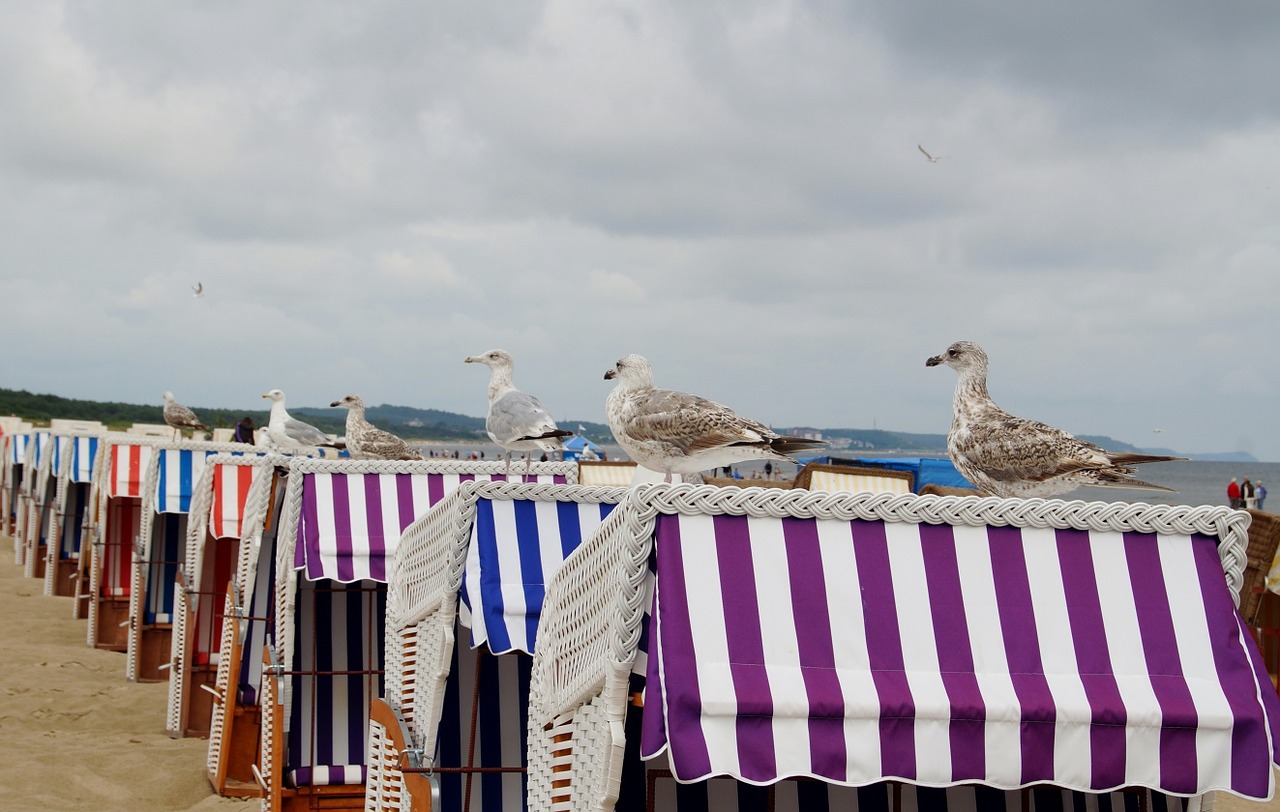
xmin=631 ymin=484 xmax=1252 ymax=603
xmin=284 ymin=456 xmax=580 ymax=480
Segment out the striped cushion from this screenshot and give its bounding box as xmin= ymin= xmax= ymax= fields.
xmin=101 ymin=498 xmax=141 ymax=597
xmin=284 ymin=580 xmax=385 ymax=787
xmin=641 ymin=513 xmax=1280 ymax=797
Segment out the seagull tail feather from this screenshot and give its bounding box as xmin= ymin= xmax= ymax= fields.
xmin=768 ymin=436 xmax=830 ymax=456
xmin=1106 ymin=453 xmax=1187 ymax=466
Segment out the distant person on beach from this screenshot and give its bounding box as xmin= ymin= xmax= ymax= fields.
xmin=233 ymin=417 xmax=255 ymax=445
xmin=764 ymin=461 xmax=774 ymax=479
xmin=1228 ymin=478 xmax=1242 ymax=508
xmin=1243 ymin=478 xmax=1257 ymax=509
xmin=1258 ymin=482 xmax=1267 ymax=511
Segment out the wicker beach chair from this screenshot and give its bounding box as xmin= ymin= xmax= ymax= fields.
xmin=529 ymin=484 xmax=1277 ymax=811
xmin=41 ymin=432 xmax=104 ymax=597
xmin=370 ymin=479 xmax=627 ymax=812
xmin=577 ymin=460 xmax=639 ymax=487
xmin=15 ymin=430 xmax=51 ymax=573
xmin=23 ymin=431 xmax=67 ymax=581
xmin=125 ymin=440 xmax=262 ymax=683
xmin=792 ymin=461 xmax=914 ymax=494
xmin=165 ymin=453 xmax=292 ymax=739
xmin=250 ymin=459 xmax=576 ymax=811
xmin=82 ymin=434 xmax=164 ymax=648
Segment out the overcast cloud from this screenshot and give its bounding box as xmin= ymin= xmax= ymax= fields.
xmin=1 ymin=0 xmax=1276 ymax=459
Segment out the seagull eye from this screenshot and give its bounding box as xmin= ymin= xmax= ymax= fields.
xmin=948 ymin=348 xmax=958 ymax=357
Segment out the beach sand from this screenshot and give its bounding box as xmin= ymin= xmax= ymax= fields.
xmin=0 ymin=547 xmax=255 ymax=812
xmin=1 ymin=538 xmax=1278 ymax=811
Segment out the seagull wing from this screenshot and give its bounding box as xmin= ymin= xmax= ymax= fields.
xmin=488 ymin=390 xmax=562 ymax=444
xmin=953 ymin=411 xmax=1110 ymax=485
xmin=282 ymin=417 xmax=332 ymax=446
xmin=621 ymin=388 xmax=772 ymax=455
xmin=918 ymin=145 xmax=933 ymax=160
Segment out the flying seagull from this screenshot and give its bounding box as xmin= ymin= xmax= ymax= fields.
xmin=464 ymin=349 xmax=573 ymax=474
xmin=162 ymin=391 xmax=207 ymax=440
xmin=926 ymin=340 xmax=1184 ymax=498
xmin=604 ymin=354 xmax=827 ymax=481
xmin=918 ymin=145 xmax=947 ymax=163
xmin=262 ymin=389 xmax=338 ymax=451
xmin=329 ymin=394 xmax=423 ymax=461
xmin=192 ymin=282 xmax=204 ymax=298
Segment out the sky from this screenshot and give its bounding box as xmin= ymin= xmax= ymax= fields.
xmin=0 ymin=1 xmax=1277 ymax=459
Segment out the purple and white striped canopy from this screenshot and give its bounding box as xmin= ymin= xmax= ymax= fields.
xmin=640 ymin=513 xmax=1280 ymax=798
xmin=293 ymin=471 xmax=568 ymax=583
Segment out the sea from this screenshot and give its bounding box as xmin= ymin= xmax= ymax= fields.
xmin=421 ymin=442 xmax=1277 ymax=510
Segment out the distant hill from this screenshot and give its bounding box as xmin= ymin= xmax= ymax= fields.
xmin=0 ymin=387 xmax=1257 ymax=460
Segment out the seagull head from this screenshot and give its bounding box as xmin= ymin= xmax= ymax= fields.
xmin=330 ymin=394 xmax=365 ymax=410
xmin=604 ymin=354 xmax=654 ymax=388
xmin=464 ymin=349 xmax=514 ymax=373
xmin=163 ymin=391 xmax=175 ymax=403
xmin=262 ymin=389 xmax=285 ymax=402
xmin=926 ymin=340 xmax=988 ymax=373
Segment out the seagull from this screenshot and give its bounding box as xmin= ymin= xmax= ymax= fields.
xmin=926 ymin=340 xmax=1185 ymax=498
xmin=329 ymin=394 xmax=423 ymax=461
xmin=262 ymin=389 xmax=339 ymax=451
xmin=192 ymin=282 xmax=204 ymax=298
xmin=604 ymin=354 xmax=827 ymax=481
xmin=918 ymin=145 xmax=947 ymax=163
xmin=464 ymin=349 xmax=573 ymax=474
xmin=162 ymin=391 xmax=207 ymax=440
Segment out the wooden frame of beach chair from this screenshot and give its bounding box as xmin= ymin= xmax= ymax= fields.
xmin=252 ymin=459 xmax=578 ymax=812
xmin=42 ymin=433 xmax=104 ymax=597
xmin=792 ymin=461 xmax=914 ymax=494
xmin=83 ymin=434 xmax=164 ymax=649
xmin=23 ymin=433 xmax=76 ymax=582
xmin=577 ymin=460 xmax=639 ymax=487
xmin=125 ymin=440 xmax=260 ymax=683
xmin=165 ymin=453 xmax=291 ymax=739
xmin=369 ymin=479 xmax=627 ymax=812
xmin=529 ymin=484 xmax=1274 ymax=812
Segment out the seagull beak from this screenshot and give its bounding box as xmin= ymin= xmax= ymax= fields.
xmin=463 ymin=356 xmax=477 ymax=364
xmin=925 ymin=355 xmax=942 ymax=367
xmin=329 ymin=401 xmax=341 ymax=408
xmin=604 ymin=369 xmax=617 ymax=380
xmin=261 ymin=393 xmax=270 ymax=398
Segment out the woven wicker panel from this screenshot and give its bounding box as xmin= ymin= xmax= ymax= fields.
xmin=1240 ymin=510 xmax=1280 ymax=626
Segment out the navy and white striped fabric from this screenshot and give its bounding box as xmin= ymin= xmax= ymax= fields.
xmin=641 ymin=514 xmax=1280 ymax=798
xmin=237 ymin=514 xmax=280 ymax=706
xmin=69 ymin=436 xmax=99 ymax=484
xmin=460 ymin=498 xmax=616 ymax=655
xmin=436 ymin=635 xmax=531 ymax=812
xmin=6 ymin=433 xmax=26 ymax=465
xmin=58 ymin=484 xmax=91 ymax=559
xmin=143 ymin=513 xmax=185 ymax=624
xmin=284 ymin=579 xmax=385 ymax=788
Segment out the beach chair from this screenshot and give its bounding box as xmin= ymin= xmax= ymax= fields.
xmin=82 ymin=434 xmax=164 ymax=648
xmin=792 ymin=461 xmax=914 ymax=494
xmin=206 ymin=456 xmax=292 ymax=798
xmin=24 ymin=432 xmax=79 ymax=582
xmin=369 ymin=479 xmax=627 ymax=812
xmin=42 ymin=433 xmax=104 ymax=597
xmin=166 ymin=453 xmax=292 ymax=739
xmin=15 ymin=430 xmax=51 ymax=574
xmin=248 ymin=459 xmax=577 ymax=811
xmin=125 ymin=441 xmax=261 ymax=683
xmin=529 ymin=484 xmax=1279 ymax=811
xmin=5 ymin=431 xmax=31 ymax=558
xmin=577 ymin=460 xmax=639 ymax=487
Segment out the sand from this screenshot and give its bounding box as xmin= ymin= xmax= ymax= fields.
xmin=0 ymin=546 xmax=256 ymax=812
xmin=1 ymin=535 xmax=1278 ymax=811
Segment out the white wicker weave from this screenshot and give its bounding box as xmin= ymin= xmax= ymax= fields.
xmin=526 ymin=483 xmax=1252 ymax=811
